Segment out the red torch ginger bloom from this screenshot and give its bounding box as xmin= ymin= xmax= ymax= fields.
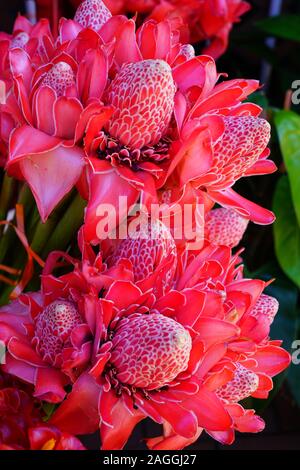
xmin=105 ymin=217 xmax=177 ymax=295
xmin=0 ymin=270 xmax=92 ymax=402
xmin=142 ymin=245 xmax=291 ymax=448
xmin=205 ymin=208 xmax=249 ymax=248
xmin=74 ymin=0 xmax=112 ymax=30
xmin=215 ymin=363 xmax=259 ymax=403
xmin=2 ymin=29 xmax=113 ymax=221
xmin=80 ymin=16 xmax=206 ymax=242
xmin=0 ymin=249 xmax=134 ymax=403
xmin=33 ymin=300 xmax=83 ymax=367
xmin=110 ymin=314 xmax=192 ymax=390
xmin=0 ymin=294 xmax=89 ymax=403
xmin=210 ymin=116 xmax=271 ymax=189
xmin=0 ymin=15 xmax=52 ymax=87
xmin=106 ymin=59 xmax=176 ymax=150
xmin=77 ymin=14 xmax=274 ymax=243
xmin=165 ymin=66 xmax=276 ymax=226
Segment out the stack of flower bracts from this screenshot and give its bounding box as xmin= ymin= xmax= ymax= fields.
xmin=0 ymin=0 xmax=290 ymax=451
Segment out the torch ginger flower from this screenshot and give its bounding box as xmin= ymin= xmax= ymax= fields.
xmin=0 ymin=256 xmax=113 ymax=402
xmin=163 ymin=94 xmax=276 ymax=227
xmin=0 ymin=1 xmax=275 ymax=239
xmin=49 ymin=279 xmax=240 ymax=449
xmin=2 ymin=39 xmax=110 ymax=221
xmin=0 ymin=372 xmax=85 ymax=450
xmin=0 ymin=246 xmax=137 ymax=404
xmin=47 ymin=238 xmax=290 ymax=449
xmin=0 ymin=231 xmax=291 ymax=450
xmin=77 ymin=12 xmax=275 ymax=242
xmin=84 ymin=0 xmax=251 ymax=58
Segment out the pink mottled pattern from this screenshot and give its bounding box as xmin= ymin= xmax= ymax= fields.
xmin=106 ymin=59 xmax=176 ymax=150
xmin=212 ymin=116 xmax=271 ymax=187
xmin=216 ymin=364 xmax=259 ymax=403
xmin=109 ymin=219 xmax=177 ymax=286
xmin=42 ymin=62 xmax=75 ymax=97
xmin=74 ymin=0 xmax=112 ymax=30
xmin=179 ymin=44 xmax=195 ymax=60
xmin=250 ymin=294 xmax=279 ymax=325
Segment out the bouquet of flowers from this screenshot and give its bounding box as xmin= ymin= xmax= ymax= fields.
xmin=0 ymin=0 xmax=291 ymax=450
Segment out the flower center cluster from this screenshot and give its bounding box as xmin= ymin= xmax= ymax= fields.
xmin=109 ymin=313 xmax=192 ymax=391
xmin=32 ymin=300 xmax=82 ymax=367
xmin=74 ymin=0 xmax=112 ymax=30
xmin=42 ymin=62 xmax=75 ymax=97
xmin=216 ymin=363 xmax=259 ymax=403
xmin=10 ymin=32 xmax=29 ymax=49
xmin=97 ymin=134 xmax=170 ymax=169
xmin=105 ymin=59 xmax=176 ymax=152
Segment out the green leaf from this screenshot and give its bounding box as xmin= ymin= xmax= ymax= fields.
xmin=257 ymin=15 xmax=300 ymax=42
xmin=273 ymin=175 xmax=300 ymax=288
xmin=274 ymin=110 xmax=300 ymax=226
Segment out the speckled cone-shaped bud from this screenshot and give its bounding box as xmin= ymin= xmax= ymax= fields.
xmin=110 ymin=314 xmax=192 ymax=390
xmin=74 ymin=0 xmax=112 ymax=30
xmin=33 ymin=300 xmax=82 ymax=366
xmin=106 ymin=59 xmax=176 ymax=150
